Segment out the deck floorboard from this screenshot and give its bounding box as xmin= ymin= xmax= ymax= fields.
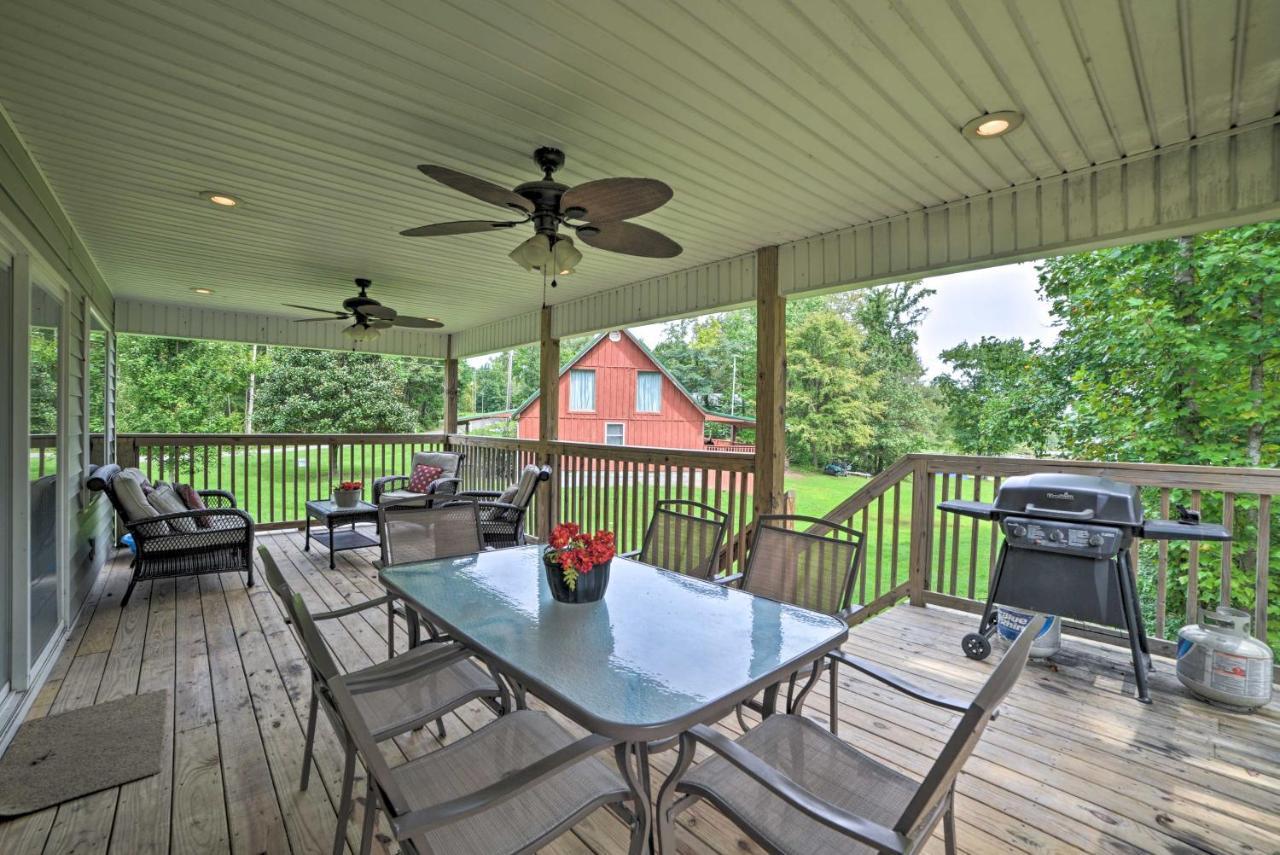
xmin=0 ymin=532 xmax=1274 ymax=854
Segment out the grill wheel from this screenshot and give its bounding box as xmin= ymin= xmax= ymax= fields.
xmin=962 ymin=632 xmax=992 ymax=661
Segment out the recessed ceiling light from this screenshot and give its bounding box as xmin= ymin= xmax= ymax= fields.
xmin=191 ymin=287 xmax=215 ymax=295
xmin=200 ymin=191 xmax=240 ymax=207
xmin=962 ymin=111 xmax=1024 ymax=139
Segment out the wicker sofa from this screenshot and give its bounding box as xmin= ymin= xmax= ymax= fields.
xmin=88 ymin=464 xmax=255 ymax=606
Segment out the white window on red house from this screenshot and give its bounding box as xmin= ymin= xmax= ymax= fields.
xmin=605 ymin=423 xmax=625 ymax=446
xmin=569 ymin=369 xmax=596 ymax=411
xmin=636 ymin=371 xmax=661 ymax=413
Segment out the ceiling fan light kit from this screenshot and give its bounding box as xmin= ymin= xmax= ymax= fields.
xmin=402 ymin=147 xmax=682 ymax=275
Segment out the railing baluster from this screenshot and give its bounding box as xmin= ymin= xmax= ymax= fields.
xmin=967 ymin=473 xmax=981 ymax=598
xmin=935 ymin=473 xmax=950 ymax=592
xmin=1220 ymin=493 xmax=1235 ymax=607
xmin=1186 ymin=490 xmax=1202 ymax=621
xmin=890 ymin=480 xmax=901 ymax=589
xmin=1255 ymin=495 xmax=1271 ymax=643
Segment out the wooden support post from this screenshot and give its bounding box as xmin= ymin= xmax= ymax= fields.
xmin=443 ymin=335 xmax=459 ymax=436
xmin=753 ymin=245 xmax=786 ymax=519
xmin=907 ymin=457 xmax=933 ymax=607
xmin=537 ymin=306 xmax=560 ymax=539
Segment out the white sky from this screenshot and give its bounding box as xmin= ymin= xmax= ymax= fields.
xmin=475 ymin=262 xmax=1057 ymax=376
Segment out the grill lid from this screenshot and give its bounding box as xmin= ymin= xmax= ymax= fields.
xmin=993 ymin=473 xmax=1143 ymax=526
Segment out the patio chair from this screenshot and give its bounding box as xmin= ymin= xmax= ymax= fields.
xmin=722 ymin=515 xmax=863 ymax=733
xmin=622 ymin=499 xmax=729 ymax=579
xmin=258 ymin=547 xmax=507 ymax=855
xmin=379 ymin=500 xmax=483 ymax=568
xmin=373 ymin=450 xmax=466 ymax=508
xmin=298 ymin=594 xmax=645 ymax=855
xmin=454 ymin=464 xmax=551 ymax=549
xmin=656 ymin=614 xmax=1041 ymax=855
xmin=88 ymin=463 xmax=254 ymax=606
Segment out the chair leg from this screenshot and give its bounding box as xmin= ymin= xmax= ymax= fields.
xmin=943 ymin=783 xmax=957 ymax=855
xmin=386 ymin=601 xmax=395 ymax=660
xmin=301 ymin=689 xmax=319 ymax=790
xmin=120 ymin=577 xmax=138 ymax=608
xmin=332 ymin=744 xmax=357 ymax=855
xmin=435 ymin=718 xmax=446 ymax=739
xmin=829 ymin=659 xmax=839 ymax=736
xmin=359 ymin=777 xmax=378 ymax=855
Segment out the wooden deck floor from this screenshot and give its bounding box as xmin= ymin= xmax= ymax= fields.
xmin=2 ymin=530 xmax=1277 ymax=855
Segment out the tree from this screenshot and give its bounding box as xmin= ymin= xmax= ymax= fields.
xmin=252 ymin=348 xmax=421 ymax=433
xmin=785 ymin=307 xmax=882 ymax=467
xmin=933 ymin=337 xmax=1065 ymax=456
xmin=851 ymin=282 xmax=940 ymax=471
xmin=116 ymin=336 xmax=255 ymax=433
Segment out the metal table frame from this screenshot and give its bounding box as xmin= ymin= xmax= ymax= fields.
xmin=304 ymin=499 xmax=380 ymax=570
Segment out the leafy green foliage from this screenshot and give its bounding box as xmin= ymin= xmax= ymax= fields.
xmin=117 ymin=336 xmax=256 ymax=433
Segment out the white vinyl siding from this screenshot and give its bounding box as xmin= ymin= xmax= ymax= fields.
xmin=605 ymin=423 xmax=625 ymax=446
xmin=569 ymin=369 xmax=596 ymax=411
xmin=635 ymin=371 xmax=661 ymax=413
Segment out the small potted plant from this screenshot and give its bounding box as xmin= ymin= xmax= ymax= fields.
xmin=332 ymin=480 xmax=363 ymax=508
xmin=543 ymin=523 xmax=615 ymax=603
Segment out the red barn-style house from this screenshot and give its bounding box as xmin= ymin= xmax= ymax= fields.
xmin=514 ymin=330 xmax=753 ymax=452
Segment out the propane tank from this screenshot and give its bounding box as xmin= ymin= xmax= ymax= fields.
xmin=1176 ymin=608 xmax=1273 ymax=710
xmin=997 ymin=608 xmax=1061 ymax=658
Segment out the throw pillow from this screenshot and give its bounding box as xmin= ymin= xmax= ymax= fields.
xmin=174 ymin=483 xmax=212 ymax=528
xmin=149 ymin=484 xmax=199 ymax=534
xmin=408 ymin=464 xmax=444 ymax=494
xmin=114 ymin=474 xmax=169 ymax=536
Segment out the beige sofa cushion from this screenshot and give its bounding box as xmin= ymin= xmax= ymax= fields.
xmin=149 ymin=484 xmax=198 ymax=533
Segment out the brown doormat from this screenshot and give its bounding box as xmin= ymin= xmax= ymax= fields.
xmin=0 ymin=690 xmax=166 ymax=816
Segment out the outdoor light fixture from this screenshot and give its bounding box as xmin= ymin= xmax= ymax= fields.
xmin=342 ymin=322 xmax=381 ymax=342
xmin=191 ymin=287 xmax=214 ymax=295
xmin=200 ymin=191 xmax=241 ymax=207
xmin=961 ymin=111 xmax=1023 ymax=139
xmin=508 ymin=234 xmax=581 ymax=275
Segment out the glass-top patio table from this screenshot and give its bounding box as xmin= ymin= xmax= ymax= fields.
xmin=379 ymin=545 xmax=850 ymax=742
xmin=379 ymin=545 xmax=849 ymax=852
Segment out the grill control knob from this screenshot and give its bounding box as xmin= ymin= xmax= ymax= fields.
xmin=1048 ymin=530 xmax=1064 ymax=543
xmin=1088 ymin=533 xmax=1104 ymax=547
xmin=1007 ymin=523 xmax=1026 ymax=538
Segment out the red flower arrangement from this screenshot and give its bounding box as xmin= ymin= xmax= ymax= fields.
xmin=334 ymin=480 xmax=363 ymax=492
xmin=545 ymin=522 xmax=616 ymax=591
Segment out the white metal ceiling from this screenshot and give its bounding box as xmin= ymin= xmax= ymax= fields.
xmin=1 ymin=0 xmax=1276 ymax=335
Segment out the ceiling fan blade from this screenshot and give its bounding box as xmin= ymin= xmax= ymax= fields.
xmin=293 ymin=316 xmax=342 ymax=323
xmin=360 ymin=304 xmax=397 ymax=320
xmin=561 ymin=178 xmax=673 ymax=223
xmin=284 ymin=303 xmax=348 ymax=317
xmin=399 ymin=219 xmax=522 ymax=237
xmin=392 ymin=315 xmax=445 ymax=329
xmin=368 ymin=319 xmax=395 ymax=330
xmin=417 ymin=165 xmax=533 ymax=213
xmin=578 ymin=221 xmax=683 ymax=258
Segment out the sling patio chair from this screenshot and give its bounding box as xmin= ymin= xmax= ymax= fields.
xmin=257 ymin=546 xmax=507 ymax=855
xmin=622 ymin=499 xmax=730 ymax=579
xmin=655 ymin=613 xmax=1041 ymax=855
xmin=719 ymin=514 xmax=864 ymax=733
xmin=302 ymin=594 xmax=649 ymax=855
xmin=453 ymin=464 xmax=550 ymax=549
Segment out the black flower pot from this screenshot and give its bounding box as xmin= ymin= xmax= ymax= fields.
xmin=543 ymin=554 xmax=611 ymax=603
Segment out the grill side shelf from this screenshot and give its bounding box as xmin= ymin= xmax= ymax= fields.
xmin=937 ymin=500 xmax=996 ymax=520
xmin=1139 ymin=519 xmax=1231 ymax=541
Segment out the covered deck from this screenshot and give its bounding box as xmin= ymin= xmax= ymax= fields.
xmin=2 ymin=530 xmax=1274 ymax=855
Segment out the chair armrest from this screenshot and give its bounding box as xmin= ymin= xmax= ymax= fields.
xmin=619 ymin=549 xmax=640 ymax=559
xmin=827 ymin=651 xmax=970 ymax=713
xmin=344 ymin=642 xmax=470 ymax=690
xmin=197 ymin=489 xmax=238 ymax=509
xmin=713 ymin=573 xmax=744 ymax=587
xmin=456 ymin=490 xmax=503 ymax=499
xmin=426 ymin=477 xmax=462 ymax=495
xmin=389 ymin=732 xmax=618 ymax=838
xmin=313 ymin=593 xmax=395 ymax=621
xmin=128 ymin=508 xmax=253 ymax=541
xmin=373 ymin=475 xmax=408 ymax=502
xmin=687 ymin=724 xmax=909 ymax=854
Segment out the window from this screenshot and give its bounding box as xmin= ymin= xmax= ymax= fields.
xmin=635 ymin=371 xmax=661 ymax=413
xmin=569 ymin=369 xmax=596 ymax=411
xmin=605 ymin=423 xmax=625 ymax=446
xmin=88 ymin=315 xmax=108 ymax=467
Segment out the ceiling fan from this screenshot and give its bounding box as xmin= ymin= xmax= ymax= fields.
xmin=286 ymin=278 xmax=443 ymax=341
xmin=400 ymin=147 xmax=682 ymax=281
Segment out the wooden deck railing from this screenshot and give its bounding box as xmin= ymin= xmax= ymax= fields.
xmin=112 ymin=433 xmax=1277 ymax=662
xmin=808 ymin=454 xmax=1279 ymax=666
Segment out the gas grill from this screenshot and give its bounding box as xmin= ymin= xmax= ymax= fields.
xmin=941 ymin=472 xmax=1230 ymax=703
